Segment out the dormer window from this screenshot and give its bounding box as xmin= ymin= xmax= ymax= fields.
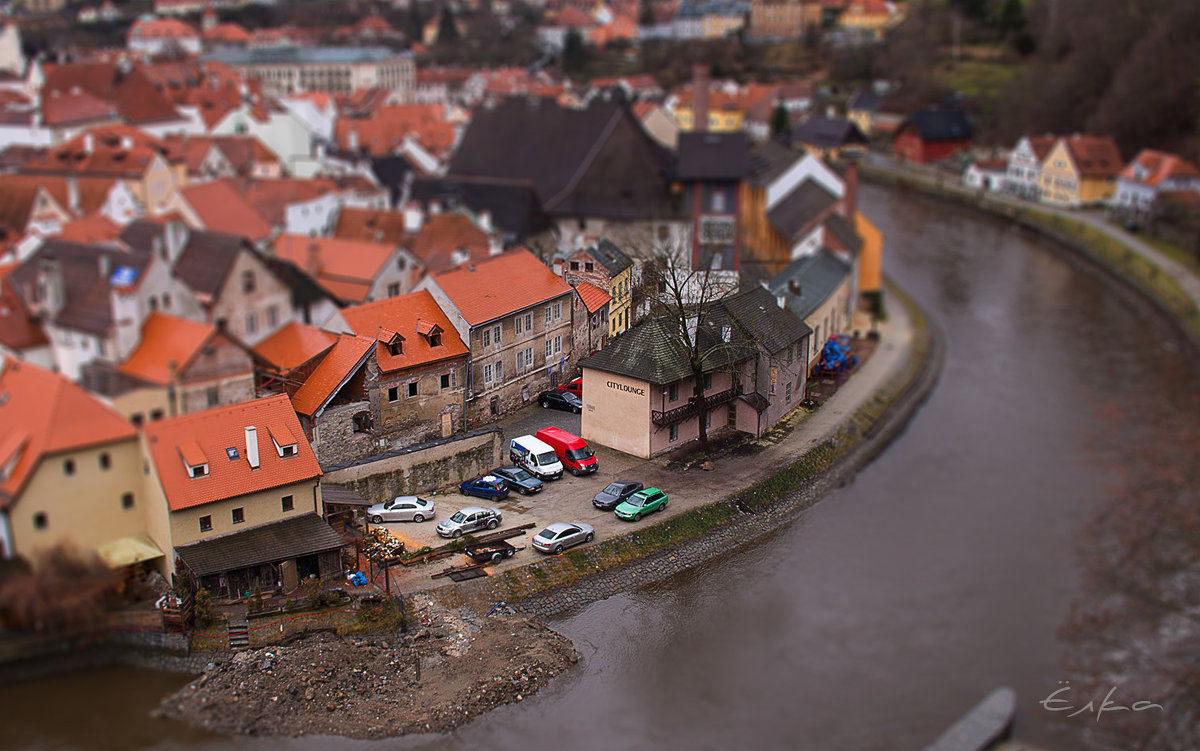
xmin=429 ymin=332 xmax=441 ymax=347
xmin=389 ymin=340 xmax=403 ymax=356
xmin=180 ymin=440 xmax=208 ymax=479
xmin=268 ymin=424 xmax=298 ymax=458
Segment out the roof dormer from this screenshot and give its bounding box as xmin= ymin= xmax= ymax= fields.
xmin=416 ymin=318 xmax=443 ymax=347
xmin=378 ymin=327 xmax=404 ymax=356
xmin=268 ymin=423 xmax=298 ymax=458
xmin=179 ymin=439 xmax=209 ymax=478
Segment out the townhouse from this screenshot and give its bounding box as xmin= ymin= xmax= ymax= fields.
xmin=1112 ymin=149 xmax=1200 ymax=219
xmin=1037 ymin=134 xmax=1123 ymax=208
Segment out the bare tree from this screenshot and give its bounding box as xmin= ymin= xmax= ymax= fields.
xmin=0 ymin=545 xmax=117 ymax=632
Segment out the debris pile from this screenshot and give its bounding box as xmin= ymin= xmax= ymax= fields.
xmin=361 ymin=528 xmax=404 ymax=561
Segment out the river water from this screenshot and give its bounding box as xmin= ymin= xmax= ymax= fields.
xmin=2 ymin=184 xmax=1195 ymax=751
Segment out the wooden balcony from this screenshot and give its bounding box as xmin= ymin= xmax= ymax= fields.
xmin=651 ymin=386 xmax=739 ymax=426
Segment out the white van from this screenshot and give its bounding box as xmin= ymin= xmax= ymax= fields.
xmin=509 ymin=435 xmax=564 ymax=480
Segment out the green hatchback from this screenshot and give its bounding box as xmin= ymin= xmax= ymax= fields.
xmin=614 ymin=487 xmax=668 ymax=521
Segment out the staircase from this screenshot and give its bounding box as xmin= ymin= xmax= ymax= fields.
xmin=226 ymin=618 xmax=250 ymax=651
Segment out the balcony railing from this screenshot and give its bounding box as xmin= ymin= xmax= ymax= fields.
xmin=651 ymin=386 xmax=740 ymax=426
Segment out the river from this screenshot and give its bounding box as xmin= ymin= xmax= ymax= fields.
xmin=2 ymin=183 xmax=1195 ymax=751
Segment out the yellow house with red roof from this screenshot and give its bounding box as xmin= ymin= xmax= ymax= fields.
xmin=1038 ymin=134 xmax=1124 ymax=208
xmin=0 ymin=357 xmax=153 ymax=567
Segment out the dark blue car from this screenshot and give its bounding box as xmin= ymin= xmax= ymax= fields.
xmin=459 ymin=474 xmax=511 ymax=501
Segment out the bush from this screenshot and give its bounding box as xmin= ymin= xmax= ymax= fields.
xmin=247 ymin=587 xmax=264 ymax=615
xmin=354 ymin=597 xmax=404 ymax=632
xmin=193 ymin=588 xmax=215 ymax=627
xmin=0 ymin=545 xmax=116 ymax=632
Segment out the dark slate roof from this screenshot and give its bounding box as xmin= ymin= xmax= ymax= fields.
xmin=8 ymin=240 xmax=151 ymax=336
xmin=321 ymin=483 xmax=372 ymax=507
xmin=447 ymin=97 xmax=678 ymax=220
xmin=767 ymin=180 xmax=838 ymax=241
xmin=579 ymin=312 xmax=753 ymax=384
xmin=791 ymin=116 xmax=868 ymax=149
xmin=768 ymin=248 xmax=852 ymax=320
xmin=369 ymin=153 xmax=418 ymax=205
xmin=823 ymin=213 xmax=863 ymax=255
xmin=747 ymin=139 xmax=801 ymax=187
xmin=410 ymin=175 xmax=551 ymax=240
xmin=677 ymin=131 xmax=749 ymax=181
xmin=847 ymin=89 xmax=882 ymax=113
xmin=903 ymin=107 xmax=973 ymax=142
xmin=590 ymin=238 xmax=633 ymax=275
xmin=720 ymin=285 xmax=812 ymax=355
xmin=262 ymin=256 xmax=340 ymax=310
xmin=174 ymin=512 xmax=344 ymax=577
xmin=120 ymin=221 xmax=251 ymax=298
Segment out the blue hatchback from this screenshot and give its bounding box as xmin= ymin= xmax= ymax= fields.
xmin=459 ymin=475 xmax=511 ymax=501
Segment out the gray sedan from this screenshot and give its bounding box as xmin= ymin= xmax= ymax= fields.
xmin=532 ymin=522 xmax=595 ymax=554
xmin=367 ymin=496 xmax=436 ymax=524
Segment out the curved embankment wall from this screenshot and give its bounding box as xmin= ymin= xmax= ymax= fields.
xmin=408 ymin=280 xmax=945 ymax=620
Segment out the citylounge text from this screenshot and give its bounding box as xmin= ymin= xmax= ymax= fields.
xmin=607 ymin=381 xmax=646 ymax=396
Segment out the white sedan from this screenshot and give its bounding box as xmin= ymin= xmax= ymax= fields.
xmin=367 ymin=496 xmax=436 ymax=524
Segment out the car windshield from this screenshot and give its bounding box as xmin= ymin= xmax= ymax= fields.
xmin=626 ymin=495 xmax=644 ymax=507
xmin=507 ymin=468 xmax=533 ymax=481
xmin=535 ymin=451 xmax=558 ymax=465
xmin=563 ymin=393 xmax=581 ymax=405
xmin=450 ymin=512 xmax=466 ymax=523
xmin=602 ymin=483 xmax=623 ymax=495
xmin=566 ymin=447 xmax=594 ymax=461
xmin=536 ymin=529 xmax=555 ymax=540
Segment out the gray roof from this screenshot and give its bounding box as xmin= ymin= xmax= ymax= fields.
xmin=823 ymin=213 xmax=863 ymax=255
xmin=205 ymin=46 xmax=408 ymax=66
xmin=767 ymin=180 xmax=838 ymax=241
xmin=847 ymin=90 xmax=882 ymax=113
xmin=411 ymin=175 xmax=551 ymax=240
xmin=677 ymin=131 xmax=748 ymax=181
xmin=174 ymin=513 xmax=344 ymax=578
xmin=447 ymin=97 xmax=678 ymax=220
xmin=9 ymin=240 xmax=151 ymax=336
xmin=747 ymin=140 xmax=801 ymax=187
xmin=768 ymin=248 xmax=852 ymax=320
xmin=791 ymin=116 xmax=868 ymax=149
xmin=580 ymin=314 xmax=753 ymax=385
xmin=590 ymin=238 xmax=633 ymax=275
xmin=321 ymin=483 xmax=372 ymax=507
xmin=719 ymin=285 xmax=811 ymax=355
xmin=901 ymin=107 xmax=973 ymax=142
xmin=120 ymin=221 xmax=253 ymax=298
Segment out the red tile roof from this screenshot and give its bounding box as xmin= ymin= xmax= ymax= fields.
xmin=340 ymin=289 xmax=469 ymax=373
xmin=128 ymin=17 xmax=199 ymax=41
xmin=290 ymin=334 xmax=376 ymax=416
xmin=332 ymin=207 xmax=412 ymax=247
xmin=410 ymin=212 xmax=490 ymax=273
xmin=116 ymin=312 xmax=218 ymax=385
xmin=273 ymin=234 xmax=398 ymax=304
xmin=56 ymin=214 xmax=122 ymax=244
xmin=0 ymin=264 xmax=50 ymax=355
xmin=1062 ymin=134 xmax=1123 ymax=178
xmin=574 ymin=280 xmax=611 ymax=313
xmin=180 ymin=180 xmax=274 ymax=242
xmin=253 ymin=320 xmax=337 ymax=371
xmin=42 ymin=60 xmax=182 ymax=125
xmin=143 ymin=393 xmax=321 ymax=512
xmin=203 ymin=22 xmax=251 ymax=43
xmin=1119 ymin=149 xmax=1200 ymax=187
xmin=1023 ymin=134 xmax=1058 ymax=161
xmin=21 ymin=125 xmax=179 ymax=178
xmin=428 ymin=247 xmax=573 ymax=326
xmin=334 ymin=104 xmax=458 ymax=159
xmin=40 ymin=90 xmax=119 ymax=127
xmin=36 ymin=175 xmax=123 ymax=217
xmin=0 ymin=356 xmax=137 ymax=506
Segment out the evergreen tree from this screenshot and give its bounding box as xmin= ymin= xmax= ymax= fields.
xmin=770 ymin=103 xmax=791 ymax=143
xmin=562 ymin=28 xmax=587 ymax=74
xmin=437 ymin=6 xmax=460 ymax=45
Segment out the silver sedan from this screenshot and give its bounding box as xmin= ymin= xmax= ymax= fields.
xmin=531 ymin=522 xmax=595 ymax=554
xmin=367 ymin=496 xmax=436 ymax=524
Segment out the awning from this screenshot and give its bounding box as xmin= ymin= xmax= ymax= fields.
xmin=174 ymin=513 xmax=344 ymax=578
xmin=96 ymin=535 xmax=165 ymax=569
xmin=321 ymin=483 xmax=372 ymax=507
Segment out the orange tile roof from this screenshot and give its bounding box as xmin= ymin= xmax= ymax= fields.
xmin=273 ymin=234 xmax=398 ymax=304
xmin=129 ymin=17 xmax=199 ymax=40
xmin=340 ymin=289 xmax=469 ymax=373
xmin=116 ymin=312 xmax=216 ymax=385
xmin=21 ymin=125 xmax=179 ymax=178
xmin=1062 ymin=134 xmax=1123 ymax=178
xmin=181 ymin=180 xmax=274 ymax=242
xmin=428 ymin=247 xmax=573 ymax=326
xmin=42 ymin=60 xmax=183 ymax=126
xmin=0 ymin=356 xmax=137 ymax=506
xmin=575 ymin=280 xmax=611 ymax=313
xmin=1119 ymin=149 xmax=1200 ymax=186
xmin=332 ymin=207 xmax=412 ymax=247
xmin=410 ymin=212 xmax=490 ymax=273
xmin=203 ymin=22 xmax=251 ymax=43
xmin=143 ymin=393 xmax=321 ymax=511
xmin=56 ymin=214 xmax=122 ymax=244
xmin=334 ymin=104 xmax=458 ymax=158
xmin=253 ymin=320 xmax=338 ymax=371
xmin=1023 ymin=134 xmax=1058 ymax=161
xmin=290 ymin=334 xmax=376 ymax=416
xmin=40 ymin=90 xmax=119 ymax=127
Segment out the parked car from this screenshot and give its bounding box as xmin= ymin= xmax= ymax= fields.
xmin=458 ymin=475 xmax=510 ymax=501
xmin=491 ymin=465 xmax=544 ymax=495
xmin=556 ymin=376 xmax=582 ymax=397
xmin=510 ymin=434 xmax=564 ymax=480
xmin=436 ymin=505 xmax=502 ymax=538
xmin=536 ymin=426 xmax=598 ymax=475
xmin=614 ymin=487 xmax=668 ymax=521
xmin=538 ymin=389 xmax=582 ymax=413
xmin=531 ymin=522 xmax=595 ymax=554
xmin=592 ymin=481 xmax=644 ymax=510
xmin=367 ymin=496 xmax=436 ymax=524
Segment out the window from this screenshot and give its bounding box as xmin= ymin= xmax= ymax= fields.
xmin=64 ymin=459 xmax=75 ymax=476
xmin=281 ymin=495 xmax=294 ymax=512
xmin=122 ymin=492 xmax=134 ymax=510
xmin=387 ymin=283 xmax=400 ymax=297
xmin=440 ymin=373 xmax=452 ymax=389
xmin=495 ymin=359 xmax=503 ymax=382
xmin=99 ymin=452 xmax=111 ymax=470
xmin=669 ymin=384 xmax=678 ymax=401
xmin=669 ymin=424 xmax=679 ymax=442
xmin=484 ymin=363 xmax=493 ymax=384
xmin=703 ymin=373 xmax=712 ymax=390
xmin=353 ymin=411 xmax=373 ymax=432
xmin=524 ymin=313 xmax=532 ymax=332
xmin=199 ymin=515 xmax=212 ymax=532
xmin=525 ymin=347 xmax=534 ymax=368
xmin=207 ymin=387 xmax=220 ymax=407
xmin=492 ymin=324 xmax=501 ymax=346
xmin=266 ymin=306 xmax=278 ymax=328
xmin=190 ymin=463 xmax=208 ymax=478
xmin=516 ymin=351 xmax=524 ymax=372
xmin=232 ymin=507 xmax=244 ymax=524
xmin=515 ymin=316 xmax=522 ymax=335
xmin=546 ymin=339 xmax=553 ymax=358
xmin=388 ymin=386 xmax=399 ymax=402
xmin=787 ymin=344 xmax=794 ymax=364
xmin=33 ymin=512 xmax=47 ymax=530
xmin=397 ymin=256 xmax=406 ymax=270
xmin=388 ymin=339 xmax=402 ymax=356
xmin=407 ymin=381 xmax=418 ymax=398
xmin=545 ymin=306 xmax=552 ymax=325
xmin=585 ymin=262 xmax=594 ymax=272
xmin=483 ymin=328 xmax=491 ymax=347
xmin=786 ymin=381 xmax=793 ymax=403
xmin=131 ymin=413 xmax=144 ymax=427
xmin=570 ymin=261 xmax=579 ymax=271
xmin=148 ymin=297 xmax=158 ymax=312
xmin=554 ymin=302 xmax=562 ymax=321
xmin=162 ymin=293 xmax=171 ymax=310
xmin=245 ymin=312 xmax=257 ymax=336
xmin=430 ymin=331 xmax=441 ymax=347
xmin=705 ymin=410 xmax=712 ymax=429
xmin=553 ymin=335 xmax=561 ymax=355
xmin=242 ymin=270 xmax=256 ymax=293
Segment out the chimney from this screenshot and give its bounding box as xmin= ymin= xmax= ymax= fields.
xmin=348 ymin=128 xmax=359 ymax=152
xmin=66 ymin=175 xmax=80 ymax=214
xmin=307 ymin=241 xmax=320 ymax=273
xmin=244 ymin=426 xmax=260 ymax=469
xmin=83 ymin=133 xmax=94 ymax=154
xmin=842 ymin=161 xmax=858 ymax=220
xmin=787 ymin=279 xmax=801 ymax=295
xmin=478 ymin=210 xmax=492 ymax=232
xmin=98 ymin=254 xmax=111 ymax=278
xmin=487 ymin=233 xmax=503 ymax=256
xmin=120 ymin=135 xmax=133 ymax=150
xmin=35 ymin=260 xmax=65 ymax=318
xmin=429 ymin=200 xmax=441 ymax=215
xmin=403 ymin=203 xmax=423 ymax=232
xmin=165 ymin=220 xmax=189 ymax=264
xmin=692 ymin=64 xmax=709 ymax=133
xmin=776 ymin=293 xmax=786 ymax=309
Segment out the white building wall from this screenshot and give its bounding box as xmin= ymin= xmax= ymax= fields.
xmin=766 ymin=153 xmax=844 ymax=210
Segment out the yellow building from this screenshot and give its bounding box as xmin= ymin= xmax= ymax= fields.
xmin=855 ymin=211 xmax=882 ymax=295
xmin=1038 ymin=135 xmax=1124 ymax=208
xmin=748 ymin=0 xmax=821 ymax=41
xmin=837 ymin=0 xmax=904 ymax=39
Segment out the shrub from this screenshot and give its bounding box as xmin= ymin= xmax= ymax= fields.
xmin=0 ymin=545 xmax=116 ymax=632
xmin=193 ymin=588 xmax=215 ymax=627
xmin=355 ymin=597 xmax=404 ymax=632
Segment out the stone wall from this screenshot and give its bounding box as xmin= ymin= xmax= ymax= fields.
xmin=322 ymin=428 xmax=504 ymax=504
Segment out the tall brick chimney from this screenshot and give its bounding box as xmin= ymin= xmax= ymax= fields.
xmin=692 ymin=64 xmax=709 ymax=133
xmin=842 ymin=161 xmax=858 ymax=220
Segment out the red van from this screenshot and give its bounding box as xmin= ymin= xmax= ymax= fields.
xmin=535 ymin=427 xmax=598 ymax=476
